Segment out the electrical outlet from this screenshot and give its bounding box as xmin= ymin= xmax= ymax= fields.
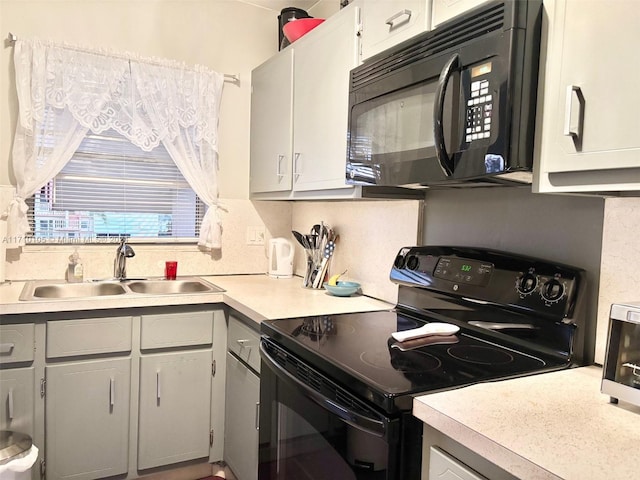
xmin=246 ymin=226 xmax=266 ymax=245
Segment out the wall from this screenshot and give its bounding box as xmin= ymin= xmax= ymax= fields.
xmin=422 ymin=186 xmax=606 ymax=363
xmin=598 ymin=197 xmax=640 ymax=363
xmin=0 ymin=0 xmax=293 ymax=279
xmin=291 ymin=199 xmax=423 ymax=304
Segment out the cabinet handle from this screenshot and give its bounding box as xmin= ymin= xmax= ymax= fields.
xmin=386 ymin=9 xmax=412 ymax=27
xmin=293 ymin=153 xmax=302 ymax=179
xmin=563 ymin=85 xmax=584 ymax=144
xmin=255 ymin=402 xmax=260 ymax=430
xmin=8 ymin=388 xmax=14 ymax=420
xmin=276 ymin=154 xmax=285 ymax=179
xmin=109 ymin=378 xmax=115 ymax=407
xmin=236 ymin=339 xmax=251 ymax=348
xmin=0 ymin=343 xmax=15 ymax=354
xmin=156 ymin=371 xmax=161 ymax=401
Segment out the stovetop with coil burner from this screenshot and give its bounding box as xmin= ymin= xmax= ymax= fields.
xmin=261 ymin=246 xmax=588 ymax=414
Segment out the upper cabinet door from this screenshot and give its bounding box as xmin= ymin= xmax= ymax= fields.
xmin=291 ymin=5 xmax=360 ymax=192
xmin=535 ymin=0 xmax=640 ymax=192
xmin=360 ymin=0 xmax=431 ymax=61
xmin=250 ymin=49 xmax=294 ymax=194
xmin=431 ymin=0 xmax=490 ymax=29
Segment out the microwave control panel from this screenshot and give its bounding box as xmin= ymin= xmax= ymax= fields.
xmin=462 ymin=60 xmax=497 ymax=146
xmin=465 ymin=77 xmax=493 ymax=144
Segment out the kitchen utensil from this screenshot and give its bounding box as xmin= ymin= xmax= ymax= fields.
xmin=313 ymin=239 xmax=336 ymax=288
xmin=391 ymin=323 xmax=460 ymax=342
xmin=268 ymin=238 xmax=294 ymax=278
xmin=292 ymin=230 xmax=309 ymax=250
xmin=323 ymin=281 xmax=360 ymax=297
xmin=299 ymin=221 xmax=337 ymax=288
xmin=283 ymin=18 xmax=325 ymax=43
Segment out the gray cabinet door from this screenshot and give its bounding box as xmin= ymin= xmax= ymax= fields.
xmin=535 ymin=0 xmax=640 ymax=192
xmin=224 ymin=352 xmax=259 ymax=480
xmin=138 ymin=350 xmax=212 ymax=470
xmin=45 ymin=358 xmax=131 ymax=480
xmin=249 ymin=49 xmax=294 ymax=194
xmin=292 ymin=6 xmax=359 ymax=193
xmin=0 ymin=366 xmax=34 ymax=436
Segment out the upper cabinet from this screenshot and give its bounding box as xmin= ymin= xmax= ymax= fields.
xmin=534 ymin=0 xmax=640 ymax=193
xmin=250 ymin=4 xmax=360 ymax=199
xmin=359 ymin=0 xmax=431 ymax=62
xmin=249 ymin=49 xmax=293 ymax=194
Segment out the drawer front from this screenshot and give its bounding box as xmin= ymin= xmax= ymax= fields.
xmin=228 ymin=316 xmax=260 ymax=373
xmin=47 ymin=317 xmax=132 ymax=358
xmin=0 ymin=323 xmax=35 ymax=364
xmin=140 ymin=311 xmax=213 ymax=349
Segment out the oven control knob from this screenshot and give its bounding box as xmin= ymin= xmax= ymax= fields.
xmin=516 ymin=273 xmax=538 ymax=295
xmin=406 ymin=255 xmax=420 ymax=271
xmin=394 ymin=254 xmax=406 ymax=269
xmin=540 ymin=279 xmax=565 ymax=303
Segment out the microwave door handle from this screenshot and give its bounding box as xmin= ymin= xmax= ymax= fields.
xmin=433 ymin=53 xmax=460 ymax=177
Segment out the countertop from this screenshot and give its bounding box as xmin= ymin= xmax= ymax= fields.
xmin=414 ymin=365 xmax=640 ymax=480
xmin=0 ymin=274 xmax=394 ymax=321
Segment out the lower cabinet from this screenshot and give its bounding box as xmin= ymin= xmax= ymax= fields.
xmin=34 ymin=307 xmax=224 ymax=480
xmin=429 ymin=447 xmax=486 ymax=480
xmin=45 ymin=359 xmax=131 ymax=480
xmin=0 ymin=367 xmax=35 ymax=436
xmin=138 ymin=350 xmax=213 ymax=469
xmin=0 ymin=322 xmax=35 ymax=437
xmin=224 ymin=314 xmax=260 ymax=480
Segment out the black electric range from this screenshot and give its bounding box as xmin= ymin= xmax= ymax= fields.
xmin=258 ymin=246 xmax=589 ymax=480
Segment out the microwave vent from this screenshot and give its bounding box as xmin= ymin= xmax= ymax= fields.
xmin=352 ymin=2 xmax=505 ymax=90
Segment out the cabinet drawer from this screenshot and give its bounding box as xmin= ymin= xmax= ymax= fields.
xmin=140 ymin=311 xmax=213 ymax=350
xmin=228 ymin=316 xmax=260 ymax=373
xmin=0 ymin=323 xmax=34 ymax=364
xmin=361 ymin=0 xmax=431 ymax=61
xmin=47 ymin=317 xmax=132 ymax=358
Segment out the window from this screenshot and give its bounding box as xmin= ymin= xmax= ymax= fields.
xmin=29 ymin=128 xmax=204 ymax=243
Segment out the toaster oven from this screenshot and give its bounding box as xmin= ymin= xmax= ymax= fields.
xmin=601 ymin=302 xmax=640 ymax=407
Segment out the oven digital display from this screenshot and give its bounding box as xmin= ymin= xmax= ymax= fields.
xmin=433 ymin=257 xmax=493 ymax=286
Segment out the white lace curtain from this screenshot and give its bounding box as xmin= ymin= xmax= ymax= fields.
xmin=5 ymin=38 xmax=224 ymax=249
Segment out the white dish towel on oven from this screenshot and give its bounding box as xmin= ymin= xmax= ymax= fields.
xmin=391 ymin=323 xmax=460 ymax=342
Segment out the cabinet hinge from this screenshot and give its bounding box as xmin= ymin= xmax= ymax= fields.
xmin=40 ymin=458 xmax=46 ymax=478
xmin=209 ymin=429 xmax=214 ymax=446
xmin=212 ymin=360 xmax=216 ymax=377
xmin=40 ymin=378 xmax=46 ymax=398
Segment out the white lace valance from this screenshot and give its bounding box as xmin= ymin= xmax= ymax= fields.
xmin=6 ymin=38 xmax=225 ymax=250
xmin=13 ymin=38 xmax=223 ymax=152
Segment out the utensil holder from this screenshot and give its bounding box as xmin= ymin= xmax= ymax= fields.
xmin=303 ymin=250 xmax=330 ymax=289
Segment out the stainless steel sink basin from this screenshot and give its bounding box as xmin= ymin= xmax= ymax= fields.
xmin=19 ymin=277 xmax=224 ymax=301
xmin=20 ymin=281 xmax=127 ymax=300
xmin=125 ymin=278 xmax=224 ymax=295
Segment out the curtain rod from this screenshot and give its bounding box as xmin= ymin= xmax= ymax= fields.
xmin=6 ymin=32 xmax=240 ymax=84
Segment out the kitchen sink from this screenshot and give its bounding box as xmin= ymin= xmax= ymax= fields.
xmin=125 ymin=278 xmax=224 ymax=295
xmin=19 ymin=277 xmax=224 ymax=301
xmin=21 ymin=281 xmax=128 ymax=300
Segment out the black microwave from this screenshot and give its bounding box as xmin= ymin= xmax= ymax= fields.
xmin=346 ymin=0 xmax=542 ymax=187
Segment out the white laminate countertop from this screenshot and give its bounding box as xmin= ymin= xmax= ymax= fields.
xmin=414 ymin=365 xmax=640 ymax=480
xmin=0 ymin=274 xmax=394 ymax=321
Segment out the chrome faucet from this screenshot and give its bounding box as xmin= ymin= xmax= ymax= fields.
xmin=114 ymin=237 xmax=135 ymax=280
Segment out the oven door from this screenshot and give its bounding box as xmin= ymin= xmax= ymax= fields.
xmin=259 ymin=337 xmax=417 ymax=480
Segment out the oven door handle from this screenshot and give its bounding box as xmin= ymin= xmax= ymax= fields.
xmin=433 ymin=53 xmax=459 ymax=177
xmin=260 ymin=340 xmax=387 ymax=438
